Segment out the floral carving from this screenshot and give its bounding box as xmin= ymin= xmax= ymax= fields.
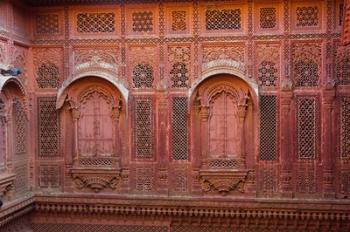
xmin=71 ymin=168 xmax=121 ymax=193
xmin=199 ymin=170 xmax=250 ymax=195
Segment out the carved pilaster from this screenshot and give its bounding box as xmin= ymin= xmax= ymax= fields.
xmin=279 ymin=88 xmax=294 ymax=197
xmin=322 ymin=86 xmax=336 ymax=198
xmin=199 ymin=105 xmax=209 ymax=164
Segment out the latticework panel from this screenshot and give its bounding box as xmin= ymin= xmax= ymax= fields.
xmin=261 ymin=169 xmax=276 ymax=194
xmin=136 ymin=167 xmax=154 ymax=192
xmin=133 ymin=64 xmax=154 ymax=88
xmin=341 ymin=97 xmax=350 ymax=159
xmin=132 ymin=11 xmax=153 ymax=32
xmin=172 ymin=226 xmax=231 ymax=232
xmin=172 ymin=97 xmax=188 ymax=160
xmin=38 ymin=97 xmax=59 ymax=157
xmin=336 ymin=56 xmax=350 ymax=85
xmin=172 ymin=11 xmax=187 ymax=32
xmin=39 ymin=165 xmax=60 ymax=188
xmin=172 ymin=168 xmax=187 ymax=193
xmin=294 ymin=60 xmax=319 ymax=87
xmin=13 ymin=98 xmax=26 ymax=155
xmin=32 ymin=224 xmax=168 ymax=232
xmin=296 ymin=164 xmax=316 ymax=194
xmin=340 ymin=170 xmax=350 ymax=195
xmin=170 ymin=62 xmax=189 ymax=88
xmin=297 ymin=97 xmax=319 ymax=159
xmin=258 ymin=61 xmax=278 ymax=87
xmin=260 ymin=8 xmax=276 ymax=29
xmin=37 ymin=63 xmax=59 ymax=88
xmin=134 ymin=97 xmax=154 ymax=159
xmin=77 ymin=12 xmax=115 ymax=33
xmin=259 ymin=95 xmax=277 ymax=161
xmin=14 ymin=163 xmax=28 ymax=197
xmin=205 ymin=9 xmax=241 ymax=30
xmin=35 ymin=14 xmax=59 ymax=34
xmin=296 ymin=6 xmax=319 ymax=27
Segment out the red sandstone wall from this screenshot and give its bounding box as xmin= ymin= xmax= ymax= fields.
xmin=0 ymin=0 xmax=350 ymax=206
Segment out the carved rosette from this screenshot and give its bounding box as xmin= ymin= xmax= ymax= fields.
xmin=199 ymin=170 xmax=250 ymax=195
xmin=71 ymin=169 xmax=121 ymax=193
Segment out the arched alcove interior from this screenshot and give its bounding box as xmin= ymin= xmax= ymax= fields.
xmin=59 ymin=76 xmax=126 ymax=170
xmin=190 ymin=74 xmax=258 ymax=195
xmin=58 ymin=76 xmax=126 ymax=192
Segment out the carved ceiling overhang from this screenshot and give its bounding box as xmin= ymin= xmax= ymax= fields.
xmin=0 ymin=75 xmax=26 ymax=98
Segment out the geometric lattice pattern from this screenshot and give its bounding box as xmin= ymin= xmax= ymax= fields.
xmin=35 ymin=14 xmax=59 ymax=34
xmin=13 ymin=98 xmax=26 ymax=155
xmin=341 ymin=97 xmax=350 ymax=159
xmin=172 ymin=11 xmax=187 ymax=32
xmin=133 ymin=64 xmax=154 ymax=88
xmin=206 ymin=9 xmax=241 ymax=30
xmin=39 ymin=165 xmax=60 ymax=188
xmin=297 ymin=165 xmax=316 ymax=194
xmin=38 ymin=97 xmax=59 ymax=157
xmin=132 ymin=11 xmax=153 ymax=32
xmin=296 ymin=6 xmax=319 ymax=27
xmin=341 ymin=170 xmax=350 ymax=195
xmin=261 ymin=169 xmax=276 ymax=194
xmin=297 ymin=97 xmax=318 ymax=159
xmin=260 ymin=8 xmax=277 ymax=29
xmin=14 ymin=163 xmax=28 ymax=197
xmin=136 ymin=167 xmax=153 ymax=192
xmin=337 ymin=56 xmax=350 ymax=85
xmin=260 ymin=95 xmax=277 ymax=161
xmin=172 ymin=169 xmax=187 ymax=193
xmin=134 ymin=98 xmax=153 ymax=159
xmin=170 ymin=62 xmax=189 ymax=88
xmin=172 ymin=226 xmax=231 ymax=232
xmin=258 ymin=61 xmax=278 ymax=87
xmin=77 ymin=13 xmax=115 ymax=33
xmin=172 ymin=97 xmax=188 ymax=160
xmin=294 ymin=60 xmax=319 ymax=87
xmin=37 ymin=63 xmax=59 ymax=88
xmin=32 ymin=224 xmax=168 ymax=232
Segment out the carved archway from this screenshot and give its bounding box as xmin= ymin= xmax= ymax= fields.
xmin=0 ymin=75 xmax=26 ymax=200
xmin=190 ymin=74 xmax=257 ymax=195
xmin=58 ymin=77 xmax=125 ymax=193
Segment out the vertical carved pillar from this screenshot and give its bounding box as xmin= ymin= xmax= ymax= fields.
xmin=238 ymin=98 xmax=248 ymax=164
xmin=71 ymin=107 xmax=80 ymax=165
xmin=322 ymin=86 xmax=336 ymax=198
xmin=157 ymin=92 xmax=168 ymax=194
xmin=199 ymin=105 xmax=209 ymax=167
xmin=280 ymin=88 xmax=294 ymax=197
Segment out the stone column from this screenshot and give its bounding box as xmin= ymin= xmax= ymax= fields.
xmin=199 ymin=105 xmax=209 ymax=168
xmin=322 ymin=86 xmax=336 ymax=198
xmin=279 ymin=87 xmax=294 ymax=197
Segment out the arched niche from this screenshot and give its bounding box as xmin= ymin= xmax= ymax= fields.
xmin=58 ymin=76 xmax=125 ymax=193
xmin=0 ymin=75 xmax=26 ymax=200
xmin=190 ymin=74 xmax=258 ymax=195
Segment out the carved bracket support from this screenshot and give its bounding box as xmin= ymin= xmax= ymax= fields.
xmin=0 ymin=173 xmax=15 ymax=198
xmin=71 ymin=168 xmax=121 ymax=193
xmin=199 ymin=170 xmax=251 ymax=195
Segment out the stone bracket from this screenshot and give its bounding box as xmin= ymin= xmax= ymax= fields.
xmin=199 ymin=169 xmax=251 ymax=195
xmin=71 ymin=168 xmax=121 ymax=193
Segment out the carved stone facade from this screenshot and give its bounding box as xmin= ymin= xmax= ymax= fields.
xmin=0 ymin=0 xmax=350 ymax=231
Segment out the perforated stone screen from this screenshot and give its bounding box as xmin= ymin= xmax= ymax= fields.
xmin=38 ymin=97 xmax=59 ymax=157
xmin=172 ymin=97 xmax=188 ymax=160
xmin=205 ymin=8 xmax=241 ymax=30
xmin=341 ymin=97 xmax=350 ymax=159
xmin=134 ymin=97 xmax=154 ymax=159
xmin=297 ymin=97 xmax=318 ymax=159
xmin=259 ymin=95 xmax=277 ymax=161
xmin=77 ymin=12 xmax=115 ymax=33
